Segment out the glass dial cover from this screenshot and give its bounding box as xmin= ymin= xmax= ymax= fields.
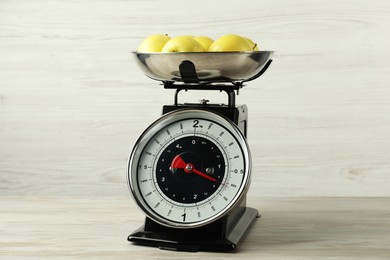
xmin=128 ymin=109 xmax=251 ymax=228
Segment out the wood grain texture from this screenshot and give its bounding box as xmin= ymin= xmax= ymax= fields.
xmin=1 ymin=0 xmax=390 ymax=197
xmin=1 ymin=197 xmax=390 ymax=259
xmin=1 ymin=0 xmax=390 ymax=258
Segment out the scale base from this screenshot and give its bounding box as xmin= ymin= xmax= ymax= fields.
xmin=128 ymin=207 xmax=259 ymax=252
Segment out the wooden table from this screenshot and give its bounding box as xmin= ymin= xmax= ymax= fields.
xmin=1 ymin=197 xmax=389 ymax=259
xmin=1 ymin=0 xmax=390 ymax=258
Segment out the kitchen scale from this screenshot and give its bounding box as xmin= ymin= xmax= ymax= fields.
xmin=127 ymin=51 xmax=273 ymax=252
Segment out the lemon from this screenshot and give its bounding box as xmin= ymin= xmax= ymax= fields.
xmin=243 ymin=36 xmax=259 ymax=51
xmin=208 ymin=34 xmax=252 ymax=52
xmin=193 ymin=36 xmax=214 ymax=51
xmin=137 ymin=34 xmax=171 ymax=52
xmin=161 ymin=36 xmax=205 ymax=52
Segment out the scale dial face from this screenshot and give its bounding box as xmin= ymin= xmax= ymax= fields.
xmin=128 ymin=109 xmax=251 ymax=228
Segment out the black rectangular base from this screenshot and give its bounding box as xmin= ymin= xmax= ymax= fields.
xmin=128 ymin=207 xmax=259 ymax=252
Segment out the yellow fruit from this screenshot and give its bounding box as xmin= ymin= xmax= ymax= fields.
xmin=193 ymin=36 xmax=214 ymax=51
xmin=137 ymin=34 xmax=171 ymax=52
xmin=243 ymin=36 xmax=259 ymax=51
xmin=208 ymin=34 xmax=253 ymax=52
xmin=161 ymin=36 xmax=205 ymax=52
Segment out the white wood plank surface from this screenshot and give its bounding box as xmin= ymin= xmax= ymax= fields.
xmin=1 ymin=0 xmax=390 ymax=258
xmin=1 ymin=0 xmax=390 ymax=197
xmin=1 ymin=197 xmax=390 ymax=259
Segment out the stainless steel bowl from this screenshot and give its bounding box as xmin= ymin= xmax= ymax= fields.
xmin=133 ymin=51 xmax=274 ymax=83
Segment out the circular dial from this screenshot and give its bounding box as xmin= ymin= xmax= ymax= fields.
xmin=156 ymin=135 xmax=225 ymax=204
xmin=128 ymin=109 xmax=251 ymax=228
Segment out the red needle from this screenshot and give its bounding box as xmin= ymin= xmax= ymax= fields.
xmin=192 ymin=168 xmax=220 ymax=183
xmin=171 ymin=155 xmax=187 ymax=169
xmin=170 ymin=155 xmax=220 ymax=184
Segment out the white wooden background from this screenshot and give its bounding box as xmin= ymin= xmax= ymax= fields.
xmin=1 ymin=0 xmax=390 ymax=258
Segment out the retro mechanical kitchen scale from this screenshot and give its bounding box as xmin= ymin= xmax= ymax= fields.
xmin=127 ymin=51 xmax=273 ymax=252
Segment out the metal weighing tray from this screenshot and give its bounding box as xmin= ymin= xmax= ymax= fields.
xmin=133 ymin=51 xmax=274 ymax=84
